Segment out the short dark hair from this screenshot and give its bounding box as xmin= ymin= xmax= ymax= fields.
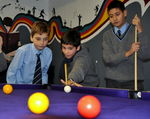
xmin=3 ymin=17 xmax=13 ymax=27
xmin=31 ymin=21 xmax=50 ymax=37
xmin=61 ymin=29 xmax=81 ymax=47
xmin=107 ymin=0 xmax=125 ymax=12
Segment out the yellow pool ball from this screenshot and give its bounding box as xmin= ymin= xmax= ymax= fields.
xmin=3 ymin=84 xmax=13 ymax=95
xmin=28 ymin=92 xmax=50 ymax=114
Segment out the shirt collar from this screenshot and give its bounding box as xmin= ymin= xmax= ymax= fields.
xmin=114 ymin=22 xmax=129 ymax=35
xmin=31 ymin=43 xmax=42 ymax=55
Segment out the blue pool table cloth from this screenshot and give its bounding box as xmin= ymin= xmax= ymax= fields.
xmin=0 ymin=84 xmax=150 ymax=119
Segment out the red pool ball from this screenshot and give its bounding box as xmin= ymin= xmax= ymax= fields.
xmin=77 ymin=95 xmax=101 ymax=119
xmin=3 ymin=84 xmax=13 ymax=95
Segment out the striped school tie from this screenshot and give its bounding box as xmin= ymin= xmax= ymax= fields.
xmin=33 ymin=54 xmax=42 ymax=84
xmin=117 ymin=30 xmax=121 ymax=37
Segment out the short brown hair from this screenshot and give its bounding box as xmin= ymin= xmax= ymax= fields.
xmin=31 ymin=21 xmax=50 ymax=37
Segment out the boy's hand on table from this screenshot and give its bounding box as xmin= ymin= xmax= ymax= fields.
xmin=61 ymin=79 xmax=83 ymax=87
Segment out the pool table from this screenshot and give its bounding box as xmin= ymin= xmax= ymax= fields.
xmin=0 ymin=84 xmax=150 ymax=119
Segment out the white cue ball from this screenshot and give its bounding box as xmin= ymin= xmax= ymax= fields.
xmin=64 ymin=85 xmax=71 ymax=93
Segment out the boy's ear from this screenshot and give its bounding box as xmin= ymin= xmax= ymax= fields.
xmin=30 ymin=35 xmax=33 ymax=42
xmin=124 ymin=10 xmax=127 ymax=17
xmin=77 ymin=46 xmax=80 ymax=51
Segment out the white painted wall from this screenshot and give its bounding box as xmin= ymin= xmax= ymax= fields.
xmin=0 ymin=0 xmax=103 ymax=27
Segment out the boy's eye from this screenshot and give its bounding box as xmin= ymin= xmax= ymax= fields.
xmin=68 ymin=47 xmax=73 ymax=50
xmin=115 ymin=12 xmax=120 ymax=16
xmin=62 ymin=46 xmax=73 ymax=50
xmin=62 ymin=46 xmax=66 ymax=50
xmin=35 ymin=37 xmax=41 ymax=41
xmin=43 ymin=37 xmax=48 ymax=41
xmin=34 ymin=37 xmax=48 ymax=41
xmin=109 ymin=15 xmax=113 ymax=18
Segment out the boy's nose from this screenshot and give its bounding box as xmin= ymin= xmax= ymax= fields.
xmin=40 ymin=40 xmax=44 ymax=44
xmin=113 ymin=16 xmax=117 ymax=21
xmin=64 ymin=49 xmax=69 ymax=54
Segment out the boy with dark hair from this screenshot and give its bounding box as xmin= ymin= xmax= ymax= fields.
xmin=6 ymin=21 xmax=52 ymax=84
xmin=3 ymin=17 xmax=13 ymax=30
xmin=102 ymin=0 xmax=149 ymax=89
xmin=60 ymin=29 xmax=99 ymax=87
xmin=0 ymin=17 xmax=13 ymax=83
xmin=1 ymin=17 xmax=20 ymax=61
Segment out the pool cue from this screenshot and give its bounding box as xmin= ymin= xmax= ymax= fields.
xmin=64 ymin=63 xmax=68 ymax=85
xmin=134 ymin=26 xmax=138 ymax=91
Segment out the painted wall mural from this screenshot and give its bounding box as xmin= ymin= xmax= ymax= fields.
xmin=0 ymin=0 xmax=149 ymax=44
xmin=0 ymin=0 xmax=150 ymax=88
